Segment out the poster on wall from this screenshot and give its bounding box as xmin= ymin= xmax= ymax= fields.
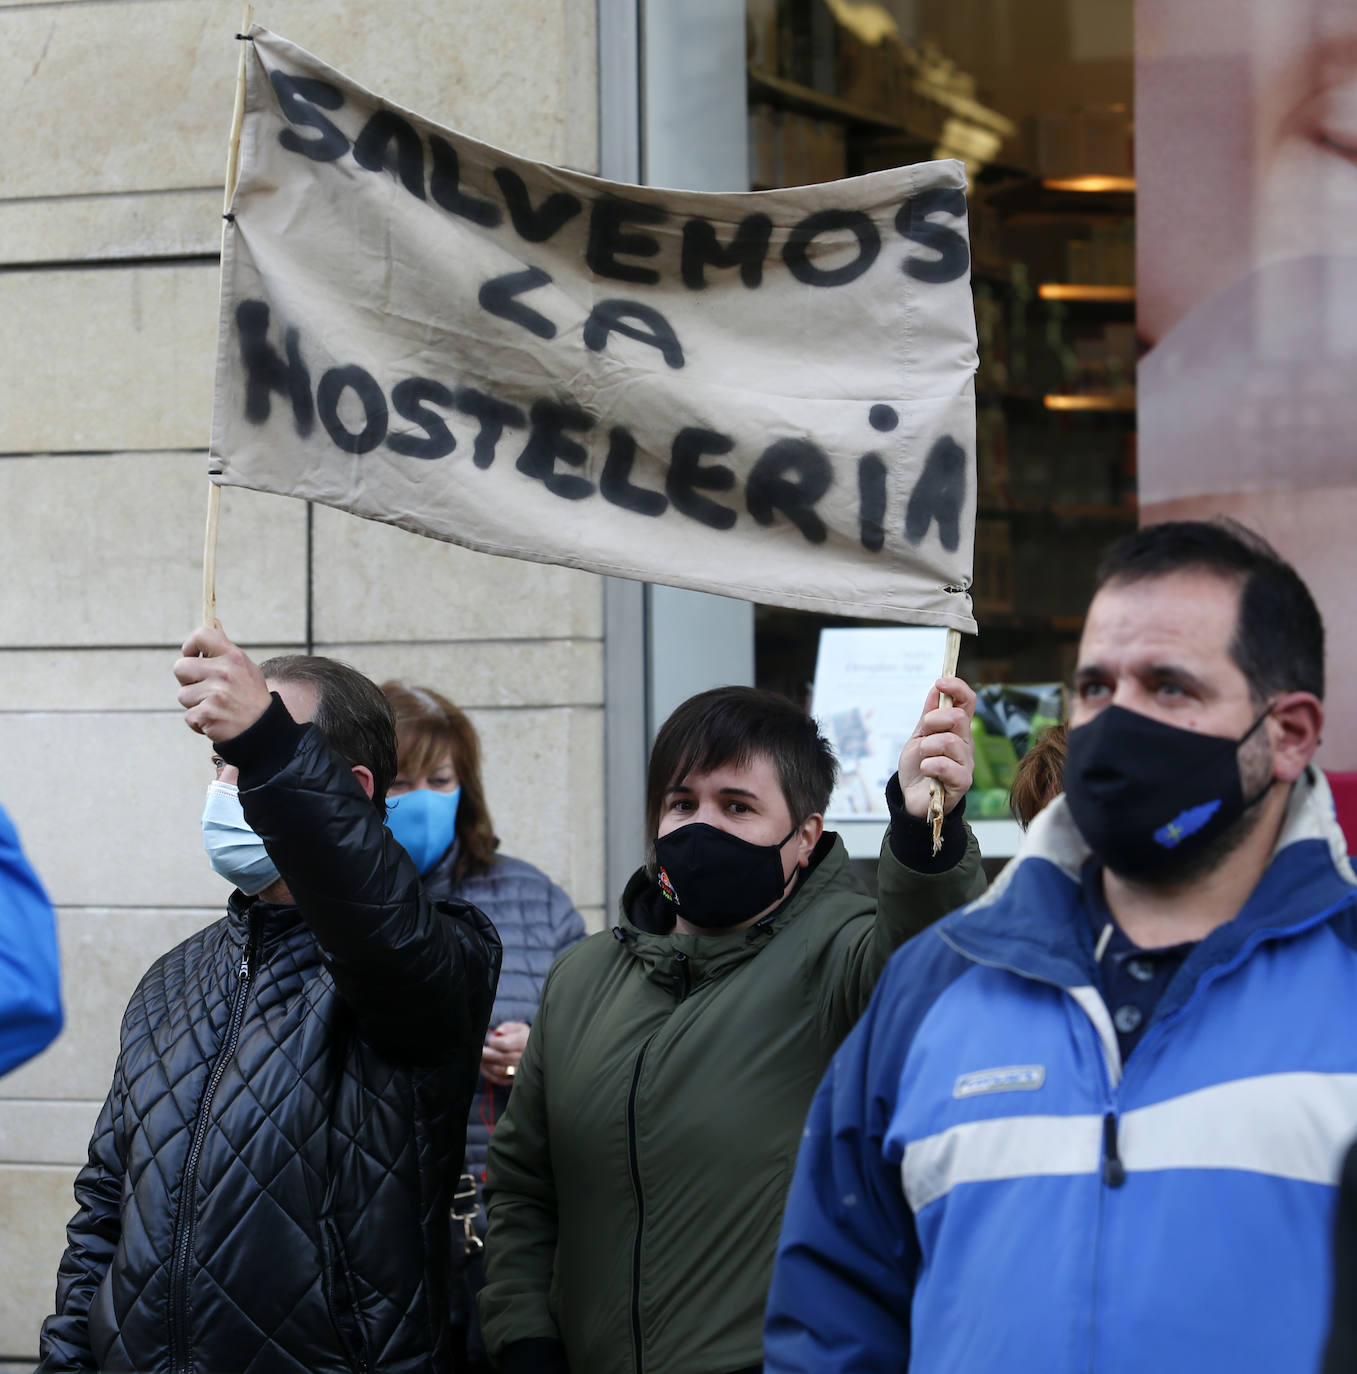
xmin=210 ymin=26 xmax=980 ymax=631
xmin=810 ymin=626 xmax=948 ymax=819
xmin=1137 ymin=0 xmax=1357 ymax=766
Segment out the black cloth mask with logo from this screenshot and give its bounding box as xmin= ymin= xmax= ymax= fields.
xmin=1063 ymin=704 xmax=1272 ymax=882
xmin=652 ymin=822 xmax=798 ymax=929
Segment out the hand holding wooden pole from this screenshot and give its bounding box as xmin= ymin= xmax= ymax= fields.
xmin=928 ymin=628 xmax=963 ymax=855
xmin=203 ymin=3 xmax=253 ymax=630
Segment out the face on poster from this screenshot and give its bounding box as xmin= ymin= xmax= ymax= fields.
xmin=1137 ymin=0 xmax=1357 ymax=767
xmin=811 ymin=626 xmax=948 ymax=819
xmin=1139 ymin=0 xmax=1357 ymax=351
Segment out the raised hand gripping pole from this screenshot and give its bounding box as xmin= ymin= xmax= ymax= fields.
xmin=203 ymin=4 xmax=253 ymax=630
xmin=927 ymin=628 xmax=962 ymax=856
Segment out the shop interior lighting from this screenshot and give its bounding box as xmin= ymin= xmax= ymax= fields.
xmin=1037 ymin=283 xmax=1136 ymax=303
xmin=1041 ymin=175 xmax=1136 ymax=194
xmin=1043 ymin=393 xmax=1135 ymax=412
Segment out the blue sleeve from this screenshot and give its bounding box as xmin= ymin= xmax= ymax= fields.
xmin=765 ymin=933 xmax=970 ymax=1372
xmin=0 ymin=803 xmax=63 ymax=1077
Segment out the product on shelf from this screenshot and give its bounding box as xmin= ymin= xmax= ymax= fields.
xmin=967 ymin=684 xmax=1065 ymax=819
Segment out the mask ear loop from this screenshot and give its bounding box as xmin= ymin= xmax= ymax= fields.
xmin=1239 ymin=702 xmax=1278 ymax=810
xmin=1238 ymin=702 xmax=1275 ymax=745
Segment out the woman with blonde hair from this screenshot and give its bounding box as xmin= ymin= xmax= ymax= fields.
xmin=380 ymin=682 xmax=585 ymax=1374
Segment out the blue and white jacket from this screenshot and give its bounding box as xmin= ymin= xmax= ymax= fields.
xmin=765 ymin=768 xmax=1357 ymax=1374
xmin=0 ymin=802 xmax=62 ymax=1078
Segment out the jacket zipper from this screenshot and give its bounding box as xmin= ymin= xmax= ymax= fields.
xmin=1088 ymin=1049 xmax=1123 ymax=1374
xmin=1100 ymin=1112 xmax=1125 ymax=1188
xmin=670 ymin=950 xmax=690 ymax=1001
xmin=938 ymin=931 xmax=1126 ymax=1372
xmin=167 ymin=928 xmax=258 ymax=1374
xmin=626 ymin=1032 xmax=659 ymax=1374
xmin=1086 ymin=1113 xmax=1117 ymax=1374
xmin=324 ymin=1217 xmax=371 ymax=1374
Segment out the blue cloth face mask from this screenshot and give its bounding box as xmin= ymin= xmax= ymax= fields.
xmin=386 ymin=787 xmax=461 ymax=875
xmin=202 ymin=781 xmax=281 ymax=896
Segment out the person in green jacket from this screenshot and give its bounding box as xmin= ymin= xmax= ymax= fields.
xmin=480 ymin=677 xmax=984 ymax=1374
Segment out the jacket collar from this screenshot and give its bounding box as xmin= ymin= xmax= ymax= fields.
xmin=941 ymin=766 xmax=1357 ymax=993
xmin=226 ymin=888 xmax=307 ymax=949
xmin=615 ymin=832 xmax=846 ymax=988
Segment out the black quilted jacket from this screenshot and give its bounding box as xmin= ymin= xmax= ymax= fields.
xmin=36 ymin=707 xmax=502 ymax=1374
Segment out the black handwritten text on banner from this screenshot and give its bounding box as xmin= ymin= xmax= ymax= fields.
xmin=211 ymin=27 xmax=979 ymax=630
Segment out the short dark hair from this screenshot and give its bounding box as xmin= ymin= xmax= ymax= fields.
xmin=259 ymin=655 xmax=398 ymax=816
xmin=1095 ymin=519 xmax=1324 ymax=702
xmin=645 ymin=686 xmax=838 ymax=840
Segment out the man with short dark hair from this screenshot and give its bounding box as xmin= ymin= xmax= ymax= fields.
xmin=36 ymin=628 xmax=501 ymax=1374
xmin=765 ymin=520 xmax=1357 ymax=1374
xmin=480 ymin=678 xmax=984 ymax=1374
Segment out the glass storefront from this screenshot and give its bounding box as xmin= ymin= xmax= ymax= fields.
xmin=744 ymin=0 xmax=1135 ymax=712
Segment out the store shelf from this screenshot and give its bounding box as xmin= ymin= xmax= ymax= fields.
xmin=978 ymin=389 xmax=1049 ymax=411
xmin=987 ymin=177 xmax=1134 ymax=220
xmin=1037 ymin=283 xmax=1135 ymax=304
xmin=746 ymin=65 xmax=1017 ymax=174
xmin=748 ymin=66 xmax=923 ymax=135
xmin=1043 ymin=393 xmax=1135 ymax=413
xmin=977 ymin=504 xmax=1137 ymax=523
xmin=1043 ymin=175 xmax=1135 ymax=194
xmin=972 ymin=259 xmax=1021 ymax=286
xmin=979 ymin=390 xmax=1136 ymax=418
xmin=974 ymin=612 xmax=1087 ymax=634
xmin=837 ymin=816 xmax=1024 ymax=861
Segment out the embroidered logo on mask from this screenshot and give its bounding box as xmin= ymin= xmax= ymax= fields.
xmin=1154 ymin=799 xmax=1222 ymax=849
xmin=658 ymin=867 xmax=679 ymax=904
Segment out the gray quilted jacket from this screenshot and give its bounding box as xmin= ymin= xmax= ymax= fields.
xmin=425 ymin=850 xmax=586 ymax=1180
xmin=36 ymin=708 xmax=502 ymax=1374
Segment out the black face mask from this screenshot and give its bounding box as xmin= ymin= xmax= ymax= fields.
xmin=1063 ymin=705 xmax=1273 ymax=883
xmin=652 ymin=822 xmax=799 ymax=930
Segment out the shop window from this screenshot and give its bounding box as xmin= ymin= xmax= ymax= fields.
xmin=746 ymin=0 xmax=1133 ymax=855
xmin=747 ymin=5 xmax=1131 ymax=703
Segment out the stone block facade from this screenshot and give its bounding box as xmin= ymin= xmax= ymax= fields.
xmin=0 ymin=0 xmax=600 ymax=1359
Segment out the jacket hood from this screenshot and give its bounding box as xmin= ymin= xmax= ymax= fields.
xmin=615 ymin=832 xmax=852 ymax=988
xmin=940 ymin=765 xmax=1357 ymax=994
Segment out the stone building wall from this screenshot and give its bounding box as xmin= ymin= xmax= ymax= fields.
xmin=0 ymin=1 xmax=601 ymax=1360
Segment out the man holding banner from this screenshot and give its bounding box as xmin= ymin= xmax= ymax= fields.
xmin=182 ymin=24 xmax=985 ymax=1374
xmin=36 ymin=632 xmax=501 ymax=1374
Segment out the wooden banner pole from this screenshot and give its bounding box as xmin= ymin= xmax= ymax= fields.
xmin=202 ymin=3 xmax=253 ymax=629
xmin=928 ymin=626 xmax=962 ymax=855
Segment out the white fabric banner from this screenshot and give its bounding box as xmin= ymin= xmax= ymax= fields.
xmin=211 ymin=27 xmax=978 ymax=631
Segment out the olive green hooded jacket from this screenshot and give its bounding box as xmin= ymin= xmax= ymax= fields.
xmin=481 ymin=822 xmax=985 ymax=1374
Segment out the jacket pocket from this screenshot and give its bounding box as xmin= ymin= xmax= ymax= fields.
xmin=322 ymin=1216 xmax=372 ymax=1374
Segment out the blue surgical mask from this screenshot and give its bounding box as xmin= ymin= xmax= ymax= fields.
xmin=386 ymin=787 xmax=461 ymax=875
xmin=202 ymin=781 xmax=281 ymax=896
